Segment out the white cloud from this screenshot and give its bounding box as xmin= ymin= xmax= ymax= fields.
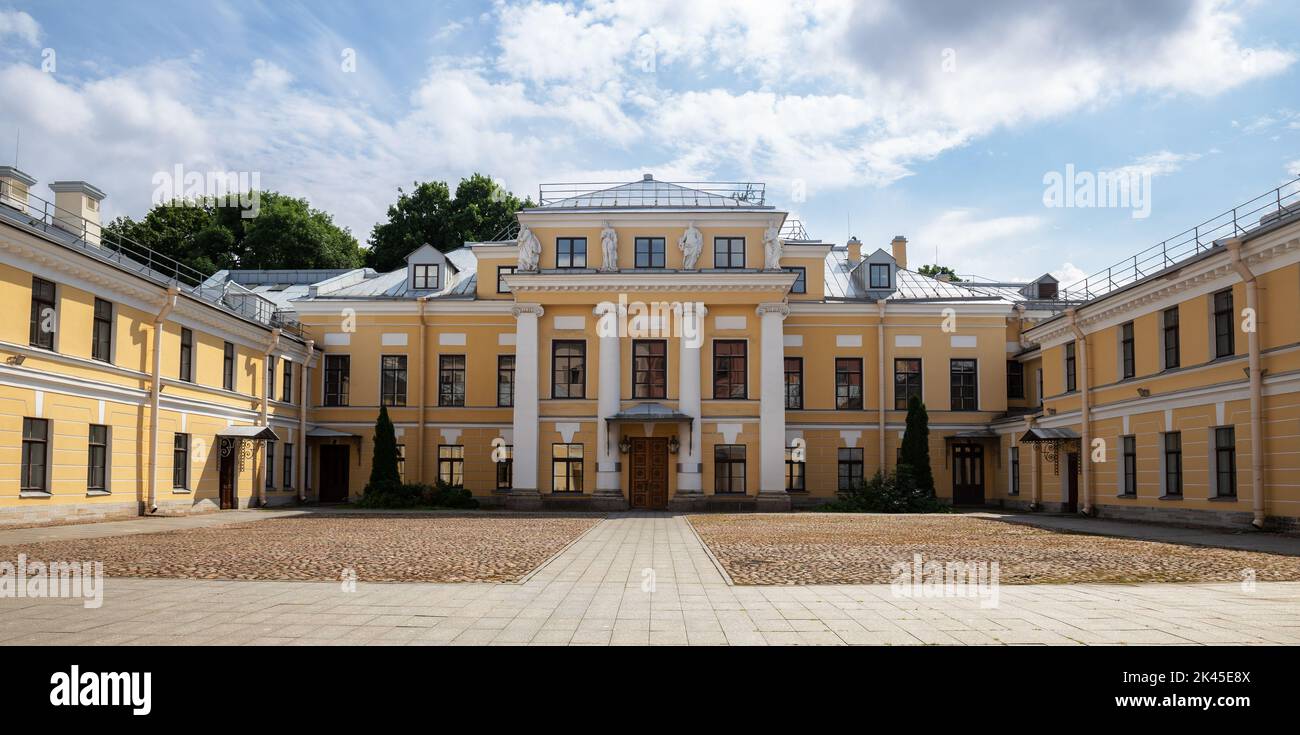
xmin=1287 ymin=160 xmax=1300 ymax=177
xmin=1051 ymin=262 xmax=1089 ymax=287
xmin=1112 ymin=150 xmax=1203 ymax=179
xmin=0 ymin=10 xmax=39 ymax=45
xmin=915 ymin=209 xmax=1045 ymax=271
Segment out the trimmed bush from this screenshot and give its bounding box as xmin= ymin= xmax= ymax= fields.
xmin=816 ymin=466 xmax=949 ymax=513
xmin=355 ymin=480 xmax=479 ymax=510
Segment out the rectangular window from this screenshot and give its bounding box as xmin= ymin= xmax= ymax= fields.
xmin=634 ymin=237 xmax=666 ymax=269
xmin=496 ymin=444 xmax=513 ymax=490
xmin=1163 ymin=432 xmax=1182 ymax=497
xmin=784 ymin=266 xmax=806 ymax=294
xmin=713 ymin=237 xmax=745 ymax=269
xmin=282 ymin=359 xmax=293 ymax=403
xmin=838 ymin=447 xmax=864 ymax=491
xmin=223 ymin=342 xmax=236 ymax=391
xmin=381 ymin=354 xmax=408 ymax=406
xmin=1036 ymin=368 xmax=1043 ymax=406
xmin=1215 ymin=427 xmax=1237 ymax=497
xmin=88 ymin=424 xmax=109 ymax=493
xmin=869 ymin=263 xmax=891 ymax=289
xmin=396 ymin=444 xmax=406 ymax=482
xmin=29 ymin=276 xmax=56 ymax=350
xmin=172 ymin=433 xmax=189 ymax=489
xmin=1122 ymin=435 xmax=1137 ymax=496
xmin=1120 ymin=321 xmax=1135 ymax=379
xmin=1162 ymin=306 xmax=1180 ymax=369
xmin=552 ymin=443 xmax=584 ymax=493
xmin=179 ymin=327 xmax=193 ymax=382
xmin=323 ymin=355 xmax=350 ymax=406
xmin=1006 ymin=360 xmax=1024 ymax=399
xmin=556 ymin=237 xmax=587 ymax=268
xmin=92 ymin=298 xmax=113 ymax=362
xmin=497 ymin=265 xmax=515 ymax=294
xmin=784 ymin=357 xmax=803 ymax=409
xmin=950 ymin=359 xmax=978 ymax=411
xmin=714 ymin=445 xmax=746 ymax=494
xmin=835 ymin=358 xmax=863 ymax=410
xmin=21 ymin=418 xmax=49 ymax=492
xmin=895 ymin=358 xmax=922 ymax=410
xmin=1213 ymin=289 xmax=1234 ymax=359
xmin=551 ymin=341 xmax=586 ymax=398
xmin=439 ymin=355 xmax=466 ymax=406
xmin=412 ymin=263 xmax=439 ymax=290
xmin=1009 ymin=446 xmax=1020 ymax=496
xmin=265 ymin=440 xmax=276 ymax=490
xmin=267 ymin=357 xmax=276 ymax=402
xmin=785 ymin=447 xmax=805 ymax=492
xmin=1064 ymin=341 xmax=1076 ymax=393
xmin=283 ymin=443 xmax=293 ymax=489
xmin=497 ymin=355 xmax=515 ymax=407
xmin=633 ymin=340 xmax=667 ymax=399
xmin=712 ymin=340 xmax=747 ymax=399
xmin=438 ymin=445 xmax=465 ymax=487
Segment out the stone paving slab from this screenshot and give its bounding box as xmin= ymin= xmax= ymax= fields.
xmin=3 ymin=513 xmax=1299 ymax=646
xmin=687 ymin=513 xmax=1300 ymax=585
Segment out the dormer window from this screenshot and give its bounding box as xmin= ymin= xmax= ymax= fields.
xmin=412 ymin=264 xmax=439 ymax=290
xmin=869 ymin=263 xmax=891 ymax=289
xmin=557 ymin=237 xmax=587 ymax=268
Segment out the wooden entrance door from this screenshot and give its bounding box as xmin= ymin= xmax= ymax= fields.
xmin=319 ymin=444 xmax=350 ymax=503
xmin=218 ymin=437 xmax=237 ymax=510
xmin=952 ymin=443 xmax=985 ymax=506
xmin=1065 ymin=452 xmax=1079 ymax=513
xmin=629 ymin=438 xmax=669 ymax=510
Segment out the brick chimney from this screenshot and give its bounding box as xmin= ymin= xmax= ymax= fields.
xmin=49 ymin=181 xmax=106 ymax=245
xmin=847 ymin=236 xmax=862 ymax=265
xmin=890 ymin=235 xmax=908 ymax=270
xmin=0 ymin=166 xmax=36 ymax=211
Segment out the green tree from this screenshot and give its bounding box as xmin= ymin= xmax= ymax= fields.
xmin=367 ymin=405 xmax=401 ymax=493
xmin=365 ymin=173 xmax=533 ymax=272
xmin=917 ymin=264 xmax=962 ymax=282
xmin=898 ymin=395 xmax=935 ymax=495
xmin=104 ymin=192 xmax=363 ymax=275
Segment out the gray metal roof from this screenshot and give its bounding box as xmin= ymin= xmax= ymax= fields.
xmin=298 ymin=248 xmax=477 ymax=299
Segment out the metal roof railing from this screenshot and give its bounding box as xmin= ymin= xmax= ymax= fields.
xmin=0 ymin=181 xmax=304 ymax=338
xmin=537 ymin=179 xmax=767 ymax=208
xmin=1060 ymin=176 xmax=1300 ymax=302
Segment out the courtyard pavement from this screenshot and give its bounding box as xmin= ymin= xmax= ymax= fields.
xmin=2 ymin=513 xmax=1299 ymax=645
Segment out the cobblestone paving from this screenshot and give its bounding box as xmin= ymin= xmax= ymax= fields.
xmin=0 ymin=513 xmax=600 ymax=584
xmin=687 ymin=513 xmax=1300 ymax=585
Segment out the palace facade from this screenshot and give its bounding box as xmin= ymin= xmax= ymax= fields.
xmin=2 ymin=167 xmax=1298 ymax=529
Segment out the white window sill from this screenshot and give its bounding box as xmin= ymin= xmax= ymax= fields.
xmin=19 ymin=491 xmax=52 ymax=499
xmin=86 ymin=490 xmax=111 ymax=497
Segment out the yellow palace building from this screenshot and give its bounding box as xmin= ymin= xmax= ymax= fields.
xmin=1 ymin=166 xmax=1298 ymax=529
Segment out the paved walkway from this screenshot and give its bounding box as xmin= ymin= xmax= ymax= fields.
xmin=3 ymin=513 xmax=1299 ymax=645
xmin=971 ymin=511 xmax=1300 ymax=556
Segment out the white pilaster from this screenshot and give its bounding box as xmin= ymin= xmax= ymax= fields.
xmin=511 ymin=304 xmax=544 ymax=495
xmin=757 ymin=303 xmax=789 ymax=499
xmin=594 ymin=303 xmax=622 ymax=495
xmin=677 ymin=303 xmax=707 ymax=493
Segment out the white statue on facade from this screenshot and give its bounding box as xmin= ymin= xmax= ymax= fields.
xmin=516 ymin=226 xmax=541 ymax=271
xmin=678 ymin=222 xmax=703 ymax=271
xmin=763 ymin=223 xmax=782 ymax=270
xmin=599 ymin=222 xmax=619 ymax=272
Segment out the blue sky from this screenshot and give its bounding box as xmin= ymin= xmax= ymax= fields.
xmin=2 ymin=0 xmax=1298 ymax=284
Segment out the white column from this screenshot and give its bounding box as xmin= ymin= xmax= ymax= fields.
xmin=757 ymin=303 xmax=789 ymax=500
xmin=511 ymin=304 xmax=544 ymax=496
xmin=594 ymin=303 xmax=622 ymax=495
xmin=677 ymin=303 xmax=707 ymax=494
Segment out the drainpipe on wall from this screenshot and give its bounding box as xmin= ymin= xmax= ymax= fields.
xmin=259 ymin=328 xmax=281 ymax=508
xmin=1228 ymin=238 xmax=1266 ymax=529
xmin=876 ymin=299 xmax=888 ymax=471
xmin=1014 ymin=304 xmax=1031 ymax=350
xmin=1025 ymin=415 xmax=1040 ymax=511
xmin=418 ymin=296 xmax=433 ymax=485
xmin=1066 ymin=308 xmax=1092 ymax=516
xmin=146 ymin=287 xmax=179 ymax=515
xmin=298 ymin=339 xmax=314 ymax=503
